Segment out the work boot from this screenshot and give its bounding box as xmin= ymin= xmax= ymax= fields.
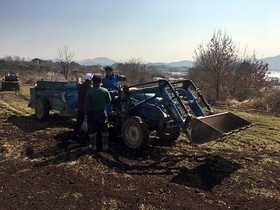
xmin=102 ymin=135 xmax=109 ymax=150
xmin=89 ymin=136 xmax=96 ymax=151
xmin=89 ymin=145 xmax=96 ymax=151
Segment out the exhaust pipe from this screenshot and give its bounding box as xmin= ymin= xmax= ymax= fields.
xmin=190 ymin=112 xmax=252 ymax=144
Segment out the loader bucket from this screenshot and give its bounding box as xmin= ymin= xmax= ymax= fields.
xmin=190 ymin=112 xmax=252 ymax=144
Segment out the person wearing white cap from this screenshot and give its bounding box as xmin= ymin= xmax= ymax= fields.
xmin=69 ymin=73 xmax=93 ymax=144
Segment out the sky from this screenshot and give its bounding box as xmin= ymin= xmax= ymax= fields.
xmin=0 ymin=0 xmax=280 ymax=63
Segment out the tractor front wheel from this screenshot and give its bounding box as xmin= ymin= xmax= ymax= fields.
xmin=35 ymin=98 xmax=50 ymax=120
xmin=156 ymin=126 xmax=181 ymax=142
xmin=122 ymin=116 xmax=149 ymax=149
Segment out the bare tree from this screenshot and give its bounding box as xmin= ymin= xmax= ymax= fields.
xmin=192 ymin=31 xmax=271 ymax=103
xmin=229 ymin=55 xmax=272 ymax=100
xmin=115 ymin=58 xmax=152 ymax=85
xmin=57 ymin=45 xmax=75 ymax=80
xmin=193 ymin=30 xmax=238 ymax=102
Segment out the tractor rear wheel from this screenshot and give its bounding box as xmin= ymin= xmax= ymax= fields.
xmin=35 ymin=98 xmax=50 ymax=120
xmin=156 ymin=126 xmax=181 ymax=142
xmin=122 ymin=116 xmax=149 ymax=149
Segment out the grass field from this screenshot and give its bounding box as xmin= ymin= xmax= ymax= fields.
xmin=0 ymin=85 xmax=279 ymax=209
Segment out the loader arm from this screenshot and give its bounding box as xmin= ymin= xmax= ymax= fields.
xmin=157 ymin=79 xmax=251 ymax=144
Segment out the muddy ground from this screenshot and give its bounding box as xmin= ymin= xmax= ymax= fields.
xmin=0 ymin=91 xmax=279 ymax=210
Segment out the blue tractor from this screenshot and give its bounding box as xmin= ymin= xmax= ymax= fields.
xmin=29 ymin=79 xmax=251 ymax=149
xmin=107 ymin=79 xmax=252 ymax=149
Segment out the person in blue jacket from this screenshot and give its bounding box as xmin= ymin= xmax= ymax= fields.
xmin=102 ymin=66 xmax=126 ymax=90
xmin=102 ymin=66 xmax=126 ymax=113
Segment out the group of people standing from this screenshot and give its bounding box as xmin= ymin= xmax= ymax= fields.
xmin=68 ymin=66 xmax=126 ymax=151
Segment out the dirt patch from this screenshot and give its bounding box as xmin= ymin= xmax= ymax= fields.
xmin=0 ymin=92 xmax=279 ymax=209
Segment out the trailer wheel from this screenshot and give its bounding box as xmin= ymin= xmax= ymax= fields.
xmin=122 ymin=116 xmax=149 ymax=149
xmin=35 ymin=98 xmax=50 ymax=120
xmin=156 ymin=126 xmax=181 ymax=142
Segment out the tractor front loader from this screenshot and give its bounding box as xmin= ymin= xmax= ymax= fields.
xmin=108 ymin=79 xmax=252 ymax=149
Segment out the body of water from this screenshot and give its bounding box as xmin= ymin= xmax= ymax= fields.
xmin=267 ymin=71 xmax=280 ymax=78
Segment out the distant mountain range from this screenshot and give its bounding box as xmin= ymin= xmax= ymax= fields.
xmin=77 ymin=57 xmax=116 ymax=66
xmin=76 ymin=55 xmax=280 ymax=70
xmin=261 ymin=55 xmax=280 ymax=71
xmin=151 ymin=60 xmax=194 ymax=67
xmin=76 ymin=57 xmax=194 ymax=68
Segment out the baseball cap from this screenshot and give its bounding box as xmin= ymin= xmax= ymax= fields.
xmin=84 ymin=73 xmax=93 ymax=81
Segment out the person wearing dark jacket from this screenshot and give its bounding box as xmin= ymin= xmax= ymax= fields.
xmin=84 ymin=74 xmax=111 ymax=151
xmin=69 ymin=73 xmax=93 ymax=144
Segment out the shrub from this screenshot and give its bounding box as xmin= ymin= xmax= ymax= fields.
xmin=264 ymin=89 xmax=280 ymax=112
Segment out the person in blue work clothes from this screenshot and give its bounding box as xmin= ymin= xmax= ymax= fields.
xmin=84 ymin=74 xmax=111 ymax=151
xmin=68 ymin=73 xmax=93 ymax=144
xmin=102 ymin=66 xmax=127 ymax=90
xmin=102 ymin=66 xmax=126 ymax=113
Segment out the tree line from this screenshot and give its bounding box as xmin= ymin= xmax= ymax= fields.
xmin=1 ymin=30 xmax=279 ymax=111
xmin=0 ymin=54 xmax=169 ymax=86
